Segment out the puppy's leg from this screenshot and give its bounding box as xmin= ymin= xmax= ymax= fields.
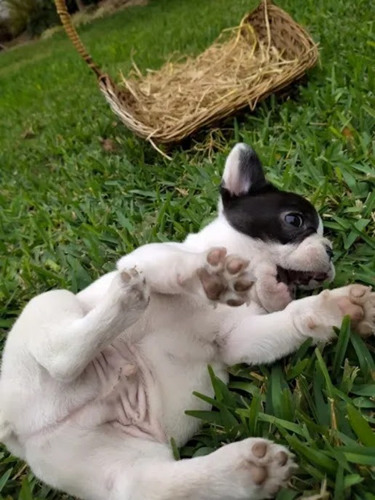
xmin=130 ymin=438 xmax=296 ymax=500
xmin=28 ymin=269 xmax=149 ymax=381
xmin=118 ymin=243 xmax=254 ymax=305
xmin=30 ymin=432 xmax=295 ymax=500
xmin=221 ymin=284 xmax=375 ymax=365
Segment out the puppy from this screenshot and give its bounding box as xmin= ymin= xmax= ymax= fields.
xmin=1 ymin=144 xmax=374 ymax=500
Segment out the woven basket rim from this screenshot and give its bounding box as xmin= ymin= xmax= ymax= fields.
xmin=54 ymin=0 xmax=319 ymax=145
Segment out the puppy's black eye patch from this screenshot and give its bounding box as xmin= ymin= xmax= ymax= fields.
xmin=284 ymin=213 xmax=304 ymax=228
xmin=221 ymin=187 xmax=319 ymax=244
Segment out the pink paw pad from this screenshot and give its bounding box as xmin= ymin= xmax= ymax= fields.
xmin=246 ymin=440 xmax=296 ymax=496
xmin=197 ymin=248 xmax=254 ymax=306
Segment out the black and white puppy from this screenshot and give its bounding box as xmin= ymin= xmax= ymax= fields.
xmin=1 ymin=144 xmax=374 ymax=500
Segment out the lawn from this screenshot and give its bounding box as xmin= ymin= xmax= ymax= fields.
xmin=0 ymin=0 xmax=374 ymax=498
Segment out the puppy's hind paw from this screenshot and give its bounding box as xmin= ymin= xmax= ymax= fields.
xmin=215 ymin=438 xmax=297 ymax=499
xmin=112 ymin=268 xmax=150 ymax=311
xmin=197 ymin=248 xmax=254 ymax=307
xmin=294 ymin=284 xmax=375 ymax=342
xmin=245 ymin=440 xmax=297 ymax=498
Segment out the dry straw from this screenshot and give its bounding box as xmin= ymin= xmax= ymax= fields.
xmin=54 ymin=0 xmax=319 ymax=147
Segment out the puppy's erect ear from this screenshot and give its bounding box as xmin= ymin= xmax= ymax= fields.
xmin=221 ymin=143 xmax=268 ymax=197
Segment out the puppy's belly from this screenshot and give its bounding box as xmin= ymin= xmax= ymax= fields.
xmin=139 ymin=330 xmax=227 ymax=446
xmin=80 ymin=338 xmax=165 ymax=443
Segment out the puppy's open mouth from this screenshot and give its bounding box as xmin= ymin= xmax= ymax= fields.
xmin=276 ymin=266 xmax=328 ymax=287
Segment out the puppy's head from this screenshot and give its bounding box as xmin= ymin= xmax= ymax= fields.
xmin=220 ymin=143 xmax=335 ymax=308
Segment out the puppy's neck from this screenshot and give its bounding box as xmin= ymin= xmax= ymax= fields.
xmin=184 ymin=214 xmax=263 ymax=258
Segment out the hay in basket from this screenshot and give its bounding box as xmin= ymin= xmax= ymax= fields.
xmin=54 ymin=0 xmax=318 ymax=148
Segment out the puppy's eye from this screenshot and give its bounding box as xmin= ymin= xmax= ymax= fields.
xmin=285 ymin=213 xmax=304 ymax=228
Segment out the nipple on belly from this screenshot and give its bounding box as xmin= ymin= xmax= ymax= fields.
xmin=123 ymin=364 xmax=137 ymax=377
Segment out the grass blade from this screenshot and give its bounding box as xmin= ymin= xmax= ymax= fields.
xmin=332 ymin=316 xmax=351 ymax=379
xmin=0 ymin=469 xmax=12 ymax=493
xmin=350 ymin=334 xmax=375 ymax=380
xmin=347 ymin=404 xmax=375 ymax=446
xmin=315 ymin=347 xmax=335 ymax=398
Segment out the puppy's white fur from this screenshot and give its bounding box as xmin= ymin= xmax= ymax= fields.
xmin=1 ymin=144 xmax=374 ymax=500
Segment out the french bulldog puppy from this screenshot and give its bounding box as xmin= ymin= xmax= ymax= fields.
xmin=1 ymin=144 xmax=374 ymax=500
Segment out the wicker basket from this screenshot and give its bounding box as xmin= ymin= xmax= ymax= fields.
xmin=54 ymin=0 xmax=318 ymax=145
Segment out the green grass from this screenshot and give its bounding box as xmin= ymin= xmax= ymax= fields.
xmin=0 ymin=0 xmax=374 ymax=497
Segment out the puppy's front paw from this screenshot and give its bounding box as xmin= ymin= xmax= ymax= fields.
xmin=250 ymin=261 xmax=294 ymax=313
xmin=197 ymin=248 xmax=254 ymax=307
xmin=256 ymin=271 xmax=292 ymax=313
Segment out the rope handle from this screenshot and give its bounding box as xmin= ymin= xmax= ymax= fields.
xmin=54 ymin=0 xmax=272 ymax=81
xmin=54 ymin=0 xmax=104 ymax=78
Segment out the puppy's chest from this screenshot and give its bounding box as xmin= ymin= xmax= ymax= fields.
xmin=142 ymin=293 xmax=224 ymax=346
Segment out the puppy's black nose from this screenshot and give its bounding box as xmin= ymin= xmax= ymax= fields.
xmin=325 ymin=245 xmax=333 ymax=260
